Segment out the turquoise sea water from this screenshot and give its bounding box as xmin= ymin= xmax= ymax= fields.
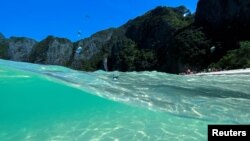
xmin=0 ymin=59 xmax=250 ymax=141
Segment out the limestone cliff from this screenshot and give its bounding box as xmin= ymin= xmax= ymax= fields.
xmin=8 ymin=37 xmax=37 ymax=62
xmin=0 ymin=33 xmax=8 ymax=59
xmin=70 ymin=28 xmax=115 ymax=70
xmin=30 ymin=36 xmax=73 ymax=66
xmin=195 ymin=0 xmax=250 ymax=39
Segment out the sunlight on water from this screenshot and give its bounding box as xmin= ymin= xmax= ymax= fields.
xmin=0 ymin=59 xmax=250 ymax=141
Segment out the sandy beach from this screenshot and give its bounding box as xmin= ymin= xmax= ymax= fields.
xmin=194 ymin=68 xmax=250 ymax=76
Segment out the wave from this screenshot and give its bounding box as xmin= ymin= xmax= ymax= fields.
xmin=0 ymin=59 xmax=250 ymax=123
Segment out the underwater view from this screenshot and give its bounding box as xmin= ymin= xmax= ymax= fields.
xmin=0 ymin=59 xmax=250 ymax=141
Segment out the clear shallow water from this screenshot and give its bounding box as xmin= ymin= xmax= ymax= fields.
xmin=0 ymin=59 xmax=249 ymax=141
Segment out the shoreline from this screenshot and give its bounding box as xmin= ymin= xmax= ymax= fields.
xmin=193 ymin=68 xmax=250 ymax=76
xmin=1 ymin=59 xmax=250 ymax=76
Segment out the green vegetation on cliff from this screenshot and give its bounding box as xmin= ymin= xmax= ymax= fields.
xmin=107 ymin=36 xmax=157 ymax=71
xmin=105 ymin=6 xmax=194 ymax=73
xmin=29 ymin=36 xmax=54 ymax=63
xmin=214 ymin=41 xmax=250 ymax=69
xmin=0 ymin=42 xmax=8 ymax=59
xmin=0 ymin=34 xmax=8 ymax=59
xmin=171 ymin=26 xmax=213 ymax=72
xmin=29 ymin=36 xmax=72 ymax=65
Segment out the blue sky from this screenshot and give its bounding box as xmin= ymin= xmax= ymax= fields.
xmin=0 ymin=0 xmax=198 ymax=41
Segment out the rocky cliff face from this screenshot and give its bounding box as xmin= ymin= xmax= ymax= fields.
xmin=70 ymin=28 xmax=114 ymax=70
xmin=0 ymin=33 xmax=8 ymax=59
xmin=195 ymin=0 xmax=250 ymax=39
xmin=104 ymin=6 xmax=194 ymax=72
xmin=46 ymin=38 xmax=73 ymax=65
xmin=125 ymin=6 xmax=192 ymax=49
xmin=7 ymin=37 xmax=37 ymax=62
xmin=194 ymin=0 xmax=250 ymax=70
xmin=30 ymin=36 xmax=73 ymax=66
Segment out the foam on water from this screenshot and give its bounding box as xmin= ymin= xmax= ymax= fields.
xmin=0 ymin=59 xmax=250 ymax=141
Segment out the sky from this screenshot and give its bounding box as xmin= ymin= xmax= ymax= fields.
xmin=0 ymin=0 xmax=198 ymax=41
